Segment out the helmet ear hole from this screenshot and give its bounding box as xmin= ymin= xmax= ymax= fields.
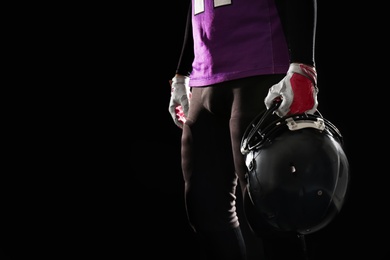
xmin=241 ymin=111 xmax=350 ymax=235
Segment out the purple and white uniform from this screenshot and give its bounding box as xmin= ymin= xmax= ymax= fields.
xmin=189 ymin=0 xmax=289 ymax=87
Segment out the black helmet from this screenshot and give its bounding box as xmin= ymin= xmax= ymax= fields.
xmin=241 ymin=101 xmax=350 ymax=235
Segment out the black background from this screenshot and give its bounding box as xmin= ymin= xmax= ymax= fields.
xmin=1 ymin=1 xmax=387 ymax=259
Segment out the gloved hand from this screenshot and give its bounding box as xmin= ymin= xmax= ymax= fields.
xmin=264 ymin=63 xmax=318 ymax=117
xmin=168 ymin=75 xmax=191 ymax=129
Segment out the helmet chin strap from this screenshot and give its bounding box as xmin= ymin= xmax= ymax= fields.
xmin=285 ymin=116 xmax=325 ymax=131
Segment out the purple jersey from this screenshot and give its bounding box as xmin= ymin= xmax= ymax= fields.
xmin=190 ymin=0 xmax=289 ymax=87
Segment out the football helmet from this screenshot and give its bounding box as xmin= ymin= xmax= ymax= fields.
xmin=241 ymin=101 xmax=350 ymax=235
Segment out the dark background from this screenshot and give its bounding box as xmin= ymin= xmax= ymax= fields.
xmin=1 ymin=1 xmax=387 ymax=259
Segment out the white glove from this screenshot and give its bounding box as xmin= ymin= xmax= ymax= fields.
xmin=264 ymin=63 xmax=318 ymax=117
xmin=168 ymin=75 xmax=191 ymax=129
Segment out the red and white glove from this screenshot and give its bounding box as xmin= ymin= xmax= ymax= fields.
xmin=168 ymin=75 xmax=191 ymax=129
xmin=264 ymin=63 xmax=318 ymax=117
